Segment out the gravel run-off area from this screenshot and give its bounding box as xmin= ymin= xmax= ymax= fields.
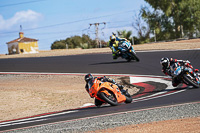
xmin=0 ymin=39 xmax=200 ymax=132
xmin=5 ymin=102 xmax=200 ymax=133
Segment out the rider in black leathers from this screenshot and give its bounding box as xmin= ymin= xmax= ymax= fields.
xmin=160 ymin=57 xmax=199 ymax=87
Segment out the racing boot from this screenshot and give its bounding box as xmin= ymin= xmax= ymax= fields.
xmin=121 ymin=89 xmax=130 ymax=97
xmin=113 ymin=50 xmax=120 ymax=59
xmin=116 ymin=84 xmax=125 ymax=93
xmin=113 ymin=53 xmax=118 ymax=59
xmin=117 ymin=84 xmax=127 ymax=95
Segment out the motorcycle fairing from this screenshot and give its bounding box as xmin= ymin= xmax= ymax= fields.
xmin=98 ymin=82 xmax=126 ymax=103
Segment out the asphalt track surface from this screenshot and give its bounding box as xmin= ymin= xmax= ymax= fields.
xmin=0 ymin=49 xmax=200 ymax=75
xmin=0 ymin=49 xmax=200 ymax=131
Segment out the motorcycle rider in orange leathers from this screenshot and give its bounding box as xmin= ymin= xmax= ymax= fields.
xmin=84 ymin=73 xmax=127 ymax=106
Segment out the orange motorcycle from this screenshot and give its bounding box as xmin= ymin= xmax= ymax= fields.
xmin=87 ymin=78 xmax=132 ymax=107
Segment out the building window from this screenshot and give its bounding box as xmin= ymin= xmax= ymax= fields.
xmin=20 ymin=49 xmax=24 ymax=53
xmin=12 ymin=48 xmax=16 ymax=54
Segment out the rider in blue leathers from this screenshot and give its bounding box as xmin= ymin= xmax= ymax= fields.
xmin=108 ymin=34 xmax=127 ymax=59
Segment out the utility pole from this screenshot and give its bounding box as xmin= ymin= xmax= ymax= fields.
xmin=89 ymin=22 xmax=106 ymax=48
xmin=154 ymin=29 xmax=156 ymax=42
xmin=20 ymin=25 xmax=22 ymax=31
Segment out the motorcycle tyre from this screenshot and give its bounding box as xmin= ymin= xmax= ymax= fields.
xmin=95 ymin=98 xmax=103 ymax=107
xmin=123 ymin=91 xmax=132 ymax=103
xmin=131 ymin=51 xmax=140 ymax=62
xmin=125 ymin=95 xmax=132 ymax=103
xmin=99 ymin=91 xmax=118 ymax=106
xmin=183 ymin=74 xmax=199 ymax=88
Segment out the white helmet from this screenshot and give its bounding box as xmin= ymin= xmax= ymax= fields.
xmin=160 ymin=57 xmax=170 ymax=68
xmin=110 ymin=35 xmax=116 ymax=42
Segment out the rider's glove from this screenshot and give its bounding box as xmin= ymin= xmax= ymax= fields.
xmin=102 ymin=76 xmax=107 ymax=82
xmin=186 ymin=60 xmax=190 ymax=64
xmin=107 ymin=78 xmax=115 ymax=83
xmin=118 ymin=85 xmax=124 ymax=90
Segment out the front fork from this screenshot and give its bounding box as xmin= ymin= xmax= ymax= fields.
xmin=194 ymin=73 xmax=200 ymax=84
xmin=186 ymin=71 xmax=200 ymax=84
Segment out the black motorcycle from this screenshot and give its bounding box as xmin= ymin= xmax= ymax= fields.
xmin=173 ymin=65 xmax=200 ymax=88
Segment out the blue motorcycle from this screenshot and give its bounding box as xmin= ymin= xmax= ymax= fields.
xmin=118 ymin=41 xmax=140 ymax=62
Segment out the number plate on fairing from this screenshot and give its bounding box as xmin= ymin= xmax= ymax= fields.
xmin=174 ymin=67 xmax=181 ymax=76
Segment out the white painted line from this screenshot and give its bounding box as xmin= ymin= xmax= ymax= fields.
xmin=81 ymin=103 xmax=95 ymax=107
xmin=0 ymin=119 xmax=47 ymax=128
xmin=133 ymin=89 xmax=186 ymax=103
xmin=130 ymin=76 xmax=170 ymax=83
xmin=0 ymin=110 xmax=78 ymax=127
xmin=130 ymin=76 xmax=186 ymax=102
xmin=137 ymin=48 xmax=200 ymax=53
xmin=24 ymin=101 xmax=200 ymax=129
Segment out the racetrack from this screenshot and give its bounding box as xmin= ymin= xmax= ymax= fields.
xmin=0 ymin=49 xmax=200 ymax=132
xmin=0 ymin=49 xmax=200 ymax=75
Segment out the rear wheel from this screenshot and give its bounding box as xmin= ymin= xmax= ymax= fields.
xmin=99 ymin=91 xmax=118 ymax=106
xmin=183 ymin=74 xmax=199 ymax=88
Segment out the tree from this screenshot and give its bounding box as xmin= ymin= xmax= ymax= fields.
xmin=132 ymin=13 xmax=150 ymax=44
xmin=143 ymin=0 xmax=200 ymax=38
xmin=51 ymin=34 xmax=98 ymax=50
xmin=51 ymin=40 xmax=66 ymax=49
xmin=116 ymin=30 xmax=138 ymax=44
xmin=117 ymin=30 xmax=132 ymax=41
xmin=141 ymin=7 xmax=175 ymax=40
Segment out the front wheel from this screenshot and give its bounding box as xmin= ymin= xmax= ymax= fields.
xmin=130 ymin=51 xmax=140 ymax=62
xmin=124 ymin=91 xmax=132 ymax=103
xmin=183 ymin=74 xmax=199 ymax=88
xmin=95 ymin=98 xmax=104 ymax=107
xmin=99 ymin=91 xmax=118 ymax=106
xmin=125 ymin=95 xmax=132 ymax=103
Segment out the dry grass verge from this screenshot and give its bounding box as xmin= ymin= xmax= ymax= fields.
xmin=0 ymin=74 xmax=137 ymax=121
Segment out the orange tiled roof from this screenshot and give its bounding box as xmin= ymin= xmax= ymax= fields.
xmin=6 ymin=37 xmax=38 ymax=44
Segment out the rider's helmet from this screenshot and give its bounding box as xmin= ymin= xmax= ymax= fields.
xmin=85 ymin=73 xmax=94 ymax=83
xmin=160 ymin=57 xmax=170 ymax=68
xmin=110 ymin=35 xmax=116 ymax=43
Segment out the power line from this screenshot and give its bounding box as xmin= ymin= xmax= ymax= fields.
xmin=0 ymin=0 xmax=46 ymax=8
xmin=106 ymin=24 xmax=133 ymax=29
xmin=0 ymin=23 xmax=133 ymax=38
xmin=107 ymin=20 xmax=133 ymax=24
xmin=0 ymin=9 xmax=136 ymax=35
xmin=89 ymin=22 xmax=106 ymax=48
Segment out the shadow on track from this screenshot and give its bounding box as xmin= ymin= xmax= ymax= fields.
xmin=89 ymin=60 xmax=137 ymax=65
